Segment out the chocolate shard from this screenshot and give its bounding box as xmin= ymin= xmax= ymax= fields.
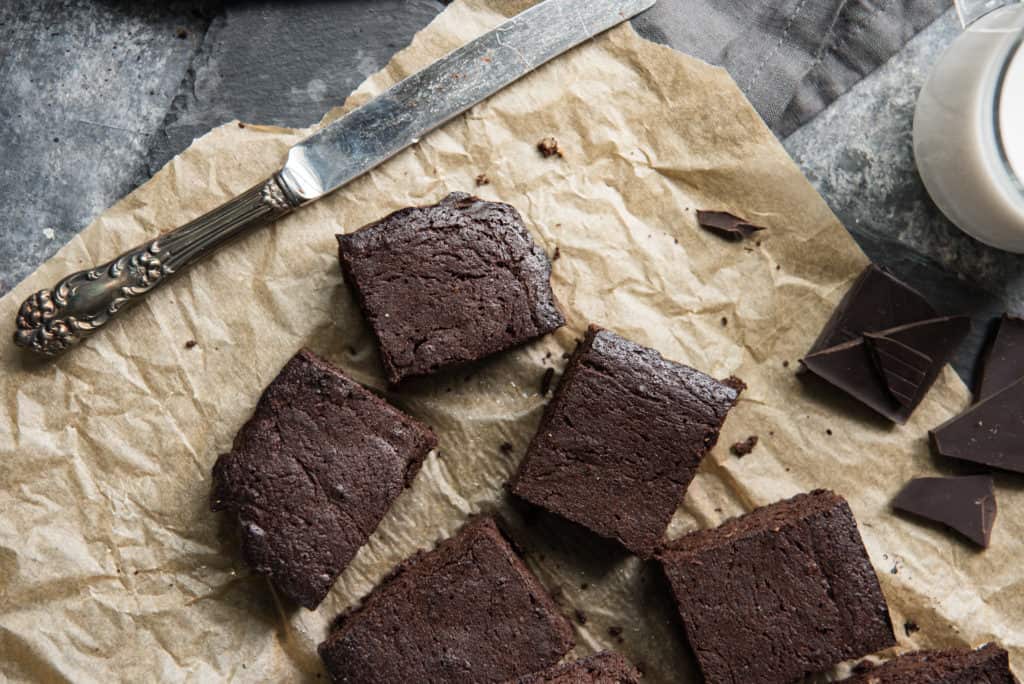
xmin=864 ymin=333 xmax=931 ymax=408
xmin=802 ymin=338 xmax=905 ymax=422
xmin=864 ymin=315 xmax=971 ymax=409
xmin=977 ymin=314 xmax=1024 ymax=401
xmin=930 ymin=375 xmax=1024 ymax=475
xmin=808 ymin=264 xmax=936 ymax=355
xmin=696 ymin=210 xmax=766 ymax=242
xmin=893 ymin=475 xmax=996 ymax=548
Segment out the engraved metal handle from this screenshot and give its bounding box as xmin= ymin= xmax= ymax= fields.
xmin=14 ymin=175 xmax=299 ymax=356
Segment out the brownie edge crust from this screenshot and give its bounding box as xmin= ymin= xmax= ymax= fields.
xmin=338 ymin=192 xmax=565 ymax=384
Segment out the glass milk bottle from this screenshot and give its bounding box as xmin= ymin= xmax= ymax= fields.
xmin=913 ymin=0 xmax=1024 ymax=252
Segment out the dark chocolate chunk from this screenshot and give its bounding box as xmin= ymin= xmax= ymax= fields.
xmin=808 ymin=265 xmax=937 ymax=355
xmin=511 ymin=325 xmax=739 ymax=557
xmin=977 ymin=314 xmax=1024 ymax=401
xmin=696 ymin=210 xmax=766 ymax=242
xmin=337 ymin=193 xmax=565 ymax=384
xmin=319 ymin=517 xmax=573 ymax=683
xmin=864 ymin=333 xmax=931 ymax=408
xmin=730 ymin=435 xmax=758 ymax=457
xmin=843 ymin=643 xmax=1015 ymax=683
xmin=506 ymin=651 xmax=642 ymax=684
xmin=803 ymin=316 xmax=968 ymax=424
xmin=893 ymin=475 xmax=996 ymax=548
xmin=211 ymin=349 xmax=436 ymax=609
xmin=931 ymin=376 xmax=1024 ymax=474
xmin=659 ymin=490 xmax=895 ymax=684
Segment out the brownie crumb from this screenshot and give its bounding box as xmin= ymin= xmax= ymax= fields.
xmin=175 ymin=27 xmax=188 ymax=39
xmin=537 ymin=136 xmax=563 ymax=158
xmin=499 ymin=442 xmax=514 ymax=456
xmin=782 ymin=360 xmax=790 ymax=368
xmin=580 ymin=582 xmax=589 ymax=590
xmin=891 ymin=565 xmax=899 ymax=574
xmin=573 ymin=609 xmax=587 ymax=625
xmin=475 ymin=173 xmax=490 ymax=186
xmin=904 ymin=620 xmax=920 ymax=636
xmin=540 ymin=368 xmax=555 ymax=396
xmin=730 ymin=435 xmax=758 ymax=457
xmin=552 ymin=246 xmax=561 ymax=261
xmin=237 ymin=122 xmax=246 ymax=129
xmin=721 ymin=317 xmax=728 ymax=327
xmin=826 ymin=429 xmax=833 ymax=436
xmin=608 ymin=625 xmax=623 ymax=638
xmin=722 ymin=375 xmax=747 ymax=394
xmin=184 ymin=339 xmax=197 ymax=349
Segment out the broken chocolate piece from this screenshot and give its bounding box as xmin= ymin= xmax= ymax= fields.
xmin=977 ymin=314 xmax=1024 ymax=401
xmin=730 ymin=435 xmax=758 ymax=457
xmin=893 ymin=475 xmax=996 ymax=548
xmin=930 ymin=376 xmax=1024 ymax=475
xmin=804 ymin=303 xmax=969 ymax=423
xmin=696 ymin=210 xmax=766 ymax=242
xmin=808 ymin=265 xmax=937 ymax=354
xmin=864 ymin=316 xmax=970 ymax=409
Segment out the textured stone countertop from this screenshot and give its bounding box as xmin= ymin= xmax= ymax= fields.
xmin=1 ymin=1 xmax=1014 ymax=383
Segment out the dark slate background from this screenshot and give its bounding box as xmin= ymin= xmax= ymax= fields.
xmin=4 ymin=0 xmax=1020 ymax=383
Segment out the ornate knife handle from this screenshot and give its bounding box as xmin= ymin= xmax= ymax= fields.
xmin=14 ymin=175 xmax=299 ymax=356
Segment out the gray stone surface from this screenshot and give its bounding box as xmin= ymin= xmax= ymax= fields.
xmin=3 ymin=1 xmax=1009 ymax=383
xmin=784 ymin=9 xmax=1019 ymax=381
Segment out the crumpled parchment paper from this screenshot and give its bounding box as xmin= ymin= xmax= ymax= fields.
xmin=1 ymin=1 xmax=1020 ymax=681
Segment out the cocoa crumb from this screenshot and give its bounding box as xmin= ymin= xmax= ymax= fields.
xmin=540 ymin=368 xmax=555 ymax=396
xmin=904 ymin=621 xmax=920 ymax=636
xmin=730 ymin=435 xmax=758 ymax=457
xmin=782 ymin=360 xmax=789 ymax=368
xmin=184 ymin=339 xmax=197 ymax=349
xmin=608 ymin=625 xmax=623 ymax=637
xmin=826 ymin=429 xmax=833 ymax=436
xmin=537 ymin=136 xmax=563 ymax=158
xmin=573 ymin=609 xmax=587 ymax=625
xmin=580 ymin=582 xmax=589 ymax=590
xmin=475 ymin=173 xmax=489 ymax=186
xmin=237 ymin=122 xmax=245 ymax=129
xmin=499 ymin=442 xmax=514 ymax=456
xmin=552 ymin=246 xmax=561 ymax=261
xmin=720 ymin=317 xmax=728 ymax=326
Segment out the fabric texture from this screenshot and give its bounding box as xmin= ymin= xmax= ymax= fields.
xmin=633 ymin=0 xmax=951 ymax=136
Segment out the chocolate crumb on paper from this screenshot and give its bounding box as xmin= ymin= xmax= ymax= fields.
xmin=537 ymin=136 xmax=563 ymax=158
xmin=730 ymin=435 xmax=758 ymax=457
xmin=184 ymin=339 xmax=197 ymax=349
xmin=904 ymin=621 xmax=920 ymax=636
xmin=475 ymin=173 xmax=490 ymax=186
xmin=574 ymin=609 xmax=587 ymax=625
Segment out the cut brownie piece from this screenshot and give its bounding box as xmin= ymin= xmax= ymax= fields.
xmin=211 ymin=349 xmax=436 ymax=609
xmin=507 ymin=652 xmax=642 ymax=683
xmin=844 ymin=643 xmax=1016 ymax=683
xmin=510 ymin=325 xmax=739 ymax=557
xmin=659 ymin=490 xmax=895 ymax=684
xmin=319 ymin=517 xmax=574 ymax=683
xmin=337 ymin=192 xmax=564 ymax=384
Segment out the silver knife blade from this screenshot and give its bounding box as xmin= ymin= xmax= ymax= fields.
xmin=278 ymin=0 xmax=657 ymax=203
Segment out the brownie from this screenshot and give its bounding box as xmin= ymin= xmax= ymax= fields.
xmin=319 ymin=517 xmax=574 ymax=683
xmin=507 ymin=652 xmax=642 ymax=683
xmin=337 ymin=192 xmax=564 ymax=384
xmin=659 ymin=490 xmax=895 ymax=684
xmin=844 ymin=643 xmax=1016 ymax=683
xmin=211 ymin=349 xmax=436 ymax=609
xmin=510 ymin=325 xmax=739 ymax=557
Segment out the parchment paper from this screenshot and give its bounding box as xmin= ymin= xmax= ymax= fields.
xmin=1 ymin=1 xmax=1020 ymax=682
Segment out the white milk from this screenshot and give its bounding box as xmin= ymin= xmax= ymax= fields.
xmin=913 ymin=4 xmax=1024 ymax=252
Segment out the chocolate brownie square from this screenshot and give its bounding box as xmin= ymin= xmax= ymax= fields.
xmin=659 ymin=490 xmax=895 ymax=684
xmin=510 ymin=325 xmax=739 ymax=557
xmin=319 ymin=517 xmax=574 ymax=683
xmin=507 ymin=652 xmax=642 ymax=683
xmin=844 ymin=643 xmax=1016 ymax=683
xmin=337 ymin=192 xmax=564 ymax=384
xmin=211 ymin=349 xmax=436 ymax=609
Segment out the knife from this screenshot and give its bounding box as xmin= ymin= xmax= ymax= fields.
xmin=13 ymin=0 xmax=656 ymax=356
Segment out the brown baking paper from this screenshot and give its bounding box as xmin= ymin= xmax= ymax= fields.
xmin=1 ymin=1 xmax=1020 ymax=681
